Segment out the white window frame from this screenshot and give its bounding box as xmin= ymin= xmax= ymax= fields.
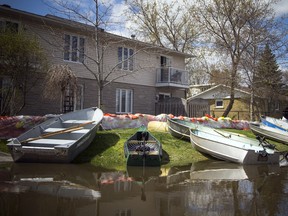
xmin=118 ymin=47 xmax=134 ymax=71
xmin=215 ymin=99 xmax=224 ymax=108
xmin=116 ymin=88 xmax=133 ymax=113
xmin=158 ymin=92 xmax=171 ymax=101
xmin=115 ymin=209 xmax=131 ymax=216
xmin=160 ymin=55 xmax=172 ymax=67
xmin=64 ymin=34 xmax=85 ymax=63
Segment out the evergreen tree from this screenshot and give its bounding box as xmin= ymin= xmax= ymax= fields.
xmin=255 ymin=44 xmax=284 ymax=97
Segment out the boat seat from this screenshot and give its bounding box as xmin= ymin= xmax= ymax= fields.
xmin=27 ymin=139 xmax=76 ymax=145
xmin=149 ymin=151 xmax=159 ymax=155
xmin=63 ymin=120 xmax=92 ymax=124
xmin=129 ymin=150 xmax=159 ymax=155
xmin=128 ymin=140 xmax=157 ymax=144
xmin=44 ymin=128 xmax=90 ymax=133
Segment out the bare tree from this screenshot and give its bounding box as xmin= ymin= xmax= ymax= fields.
xmin=126 ymin=0 xmax=201 ymax=54
xmin=191 ymin=0 xmax=282 ymax=117
xmin=43 ymin=0 xmax=149 ymax=110
xmin=239 ymin=3 xmax=288 ymax=120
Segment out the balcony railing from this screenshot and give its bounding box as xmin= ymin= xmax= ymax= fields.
xmin=156 ymin=67 xmax=189 ymax=88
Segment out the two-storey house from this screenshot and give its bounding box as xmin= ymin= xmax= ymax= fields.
xmin=0 ymin=5 xmax=192 ymax=116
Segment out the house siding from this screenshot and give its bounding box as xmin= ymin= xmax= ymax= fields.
xmin=102 ymin=82 xmax=156 ymax=114
xmin=19 ymin=76 xmax=156 ymax=116
xmin=210 ymin=98 xmax=251 ymax=120
xmin=1 ymin=6 xmax=190 ymax=116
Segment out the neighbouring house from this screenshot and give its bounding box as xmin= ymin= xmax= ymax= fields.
xmin=188 ymin=84 xmax=288 ymax=120
xmin=0 ymin=5 xmax=192 ymax=116
xmin=188 ymin=84 xmax=252 ymax=120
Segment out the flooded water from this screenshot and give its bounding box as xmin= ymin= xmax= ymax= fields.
xmin=0 ymin=160 xmax=288 ymax=216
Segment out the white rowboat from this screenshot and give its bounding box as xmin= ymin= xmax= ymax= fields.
xmin=7 ymin=107 xmax=103 ymax=163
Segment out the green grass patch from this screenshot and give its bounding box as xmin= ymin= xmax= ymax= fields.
xmin=74 ymin=128 xmax=206 ymax=170
xmin=2 ymin=128 xmax=288 ymax=170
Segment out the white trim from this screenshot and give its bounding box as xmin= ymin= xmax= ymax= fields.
xmin=117 ymin=47 xmax=134 ymax=71
xmin=63 ymin=33 xmax=85 ymax=63
xmin=116 ymin=88 xmax=133 ymax=113
xmin=215 ymin=99 xmax=224 ymax=108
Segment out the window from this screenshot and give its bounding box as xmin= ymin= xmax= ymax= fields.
xmin=0 ymin=20 xmax=19 ymax=33
xmin=160 ymin=56 xmax=171 ymax=67
xmin=158 ymin=93 xmax=171 ymax=101
xmin=115 ymin=209 xmax=131 ymax=216
xmin=215 ymin=99 xmax=223 ymax=108
xmin=64 ymin=34 xmax=85 ymax=63
xmin=118 ymin=47 xmax=134 ymax=71
xmin=116 ymin=89 xmax=133 ymax=113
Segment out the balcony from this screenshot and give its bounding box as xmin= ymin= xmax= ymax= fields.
xmin=156 ymin=67 xmax=189 ymax=88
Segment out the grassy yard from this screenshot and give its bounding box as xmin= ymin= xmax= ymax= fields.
xmin=1 ymin=128 xmax=288 ymax=171
xmin=74 ymin=128 xmax=207 ymax=170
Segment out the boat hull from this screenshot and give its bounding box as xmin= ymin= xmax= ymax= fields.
xmin=250 ymin=123 xmax=288 ymax=145
xmin=190 ymin=128 xmax=280 ymax=165
xmin=167 ymin=118 xmax=198 ymax=141
xmin=7 ymin=107 xmax=103 ymax=163
xmin=261 ymin=116 xmax=288 ymax=131
xmin=124 ymin=126 xmax=162 ymax=166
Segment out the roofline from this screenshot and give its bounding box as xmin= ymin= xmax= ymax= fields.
xmin=0 ymin=4 xmax=194 ymax=59
xmin=187 ymin=84 xmax=251 ymax=101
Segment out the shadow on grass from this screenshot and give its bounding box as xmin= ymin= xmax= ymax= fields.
xmin=161 ymin=149 xmax=170 ymax=165
xmin=74 ymin=131 xmax=120 ymax=163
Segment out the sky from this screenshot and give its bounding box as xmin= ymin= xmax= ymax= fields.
xmin=0 ymin=0 xmax=288 ymax=37
xmin=1 ymin=0 xmax=288 ymax=16
xmin=1 ymin=0 xmax=288 ymax=68
xmin=0 ymin=0 xmax=132 ymax=36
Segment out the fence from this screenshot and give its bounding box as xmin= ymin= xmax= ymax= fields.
xmin=155 ymin=98 xmax=210 ymax=117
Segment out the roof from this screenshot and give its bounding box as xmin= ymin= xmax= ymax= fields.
xmin=187 ymin=84 xmax=251 ymax=101
xmin=0 ymin=4 xmax=194 ymax=58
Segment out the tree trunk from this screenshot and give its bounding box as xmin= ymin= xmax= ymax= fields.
xmin=222 ymin=64 xmax=237 ymax=117
xmin=250 ymin=87 xmax=255 ymax=121
xmin=97 ymin=84 xmax=102 ymax=110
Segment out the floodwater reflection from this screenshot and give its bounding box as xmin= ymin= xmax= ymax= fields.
xmin=0 ymin=160 xmax=288 ymax=216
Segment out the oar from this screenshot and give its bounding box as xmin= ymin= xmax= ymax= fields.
xmin=21 ymin=120 xmax=95 ymax=144
xmin=213 ymin=129 xmax=231 ymax=138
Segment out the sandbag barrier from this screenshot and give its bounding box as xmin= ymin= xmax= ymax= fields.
xmin=0 ymin=113 xmax=249 ymax=139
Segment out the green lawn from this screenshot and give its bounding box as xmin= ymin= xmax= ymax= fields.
xmin=2 ymin=128 xmax=288 ymax=171
xmin=74 ymin=128 xmax=207 ymax=170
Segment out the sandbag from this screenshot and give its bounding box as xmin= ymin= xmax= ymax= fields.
xmin=147 ymin=121 xmax=168 ymax=132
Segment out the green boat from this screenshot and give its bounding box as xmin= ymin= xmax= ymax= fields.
xmin=124 ymin=126 xmax=162 ymax=166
